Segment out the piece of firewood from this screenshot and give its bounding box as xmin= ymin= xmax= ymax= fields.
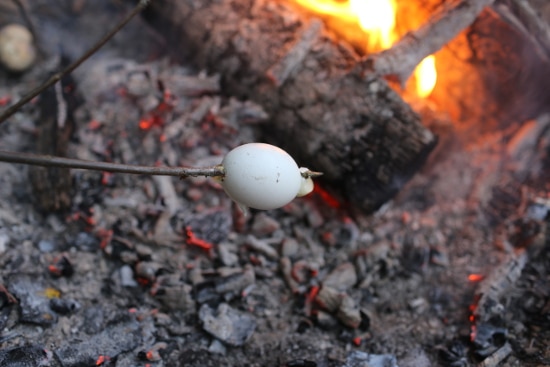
xmin=143 ymin=0 xmax=437 ymax=213
xmin=28 ymin=71 xmax=77 ymax=213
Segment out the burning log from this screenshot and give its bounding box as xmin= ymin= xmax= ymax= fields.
xmin=362 ymin=0 xmax=496 ymax=85
xmin=143 ymin=0 xmax=437 ymax=213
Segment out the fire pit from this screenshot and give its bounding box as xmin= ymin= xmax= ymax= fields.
xmin=0 ymin=0 xmax=549 ymax=366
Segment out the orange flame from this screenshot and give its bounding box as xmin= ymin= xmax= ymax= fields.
xmin=292 ymin=0 xmax=354 ymax=22
xmin=350 ymin=0 xmax=396 ymax=51
xmin=291 ymin=0 xmax=437 ymax=97
xmin=415 ymin=55 xmax=437 ymax=98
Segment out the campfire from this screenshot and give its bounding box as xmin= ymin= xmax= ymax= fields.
xmin=0 ymin=0 xmax=549 ymax=366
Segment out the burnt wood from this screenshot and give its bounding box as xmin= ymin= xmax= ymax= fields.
xmin=28 ymin=71 xmax=77 ymax=213
xmin=143 ymin=0 xmax=437 ymax=213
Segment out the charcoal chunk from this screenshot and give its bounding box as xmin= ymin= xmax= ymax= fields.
xmin=54 ymin=319 xmax=142 ymax=367
xmin=343 ymin=351 xmax=398 ymax=367
xmin=173 ymin=209 xmax=232 ymax=244
xmin=0 ymin=345 xmax=54 ymax=367
xmin=8 ymin=275 xmax=57 ymax=326
xmin=199 ymin=303 xmax=256 ymax=346
xmin=49 ymin=298 xmax=81 ymax=315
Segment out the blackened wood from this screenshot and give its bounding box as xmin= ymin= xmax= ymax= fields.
xmin=28 ymin=73 xmax=76 ymax=213
xmin=143 ymin=0 xmax=437 ymax=213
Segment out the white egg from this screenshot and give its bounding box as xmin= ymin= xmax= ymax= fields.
xmin=221 ymin=143 xmax=303 ymax=210
xmin=0 ymin=24 xmax=36 ymax=72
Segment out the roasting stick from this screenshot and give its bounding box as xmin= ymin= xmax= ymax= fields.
xmin=0 ymin=146 xmax=323 ymax=212
xmin=360 ymin=0 xmax=496 ymax=86
xmin=0 ymin=150 xmax=225 ymax=178
xmin=0 ymin=150 xmax=322 ymax=179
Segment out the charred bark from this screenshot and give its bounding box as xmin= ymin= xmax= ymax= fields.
xmin=28 ymin=71 xmax=77 ymax=213
xmin=142 ymin=0 xmax=437 ymax=213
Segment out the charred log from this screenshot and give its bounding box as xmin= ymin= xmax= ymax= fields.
xmin=28 ymin=69 xmax=78 ymax=213
xmin=142 ymin=0 xmax=437 ymax=213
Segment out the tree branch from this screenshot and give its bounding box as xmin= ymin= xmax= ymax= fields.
xmin=0 ymin=150 xmax=225 ymax=178
xmin=0 ymin=149 xmax=326 ymax=179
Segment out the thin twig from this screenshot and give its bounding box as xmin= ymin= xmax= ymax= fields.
xmin=0 ymin=0 xmax=151 ymax=125
xmin=302 ymin=170 xmax=323 ymax=178
xmin=0 ymin=150 xmax=323 ymax=179
xmin=11 ymin=0 xmax=38 ymax=47
xmin=0 ymin=150 xmax=225 ymax=178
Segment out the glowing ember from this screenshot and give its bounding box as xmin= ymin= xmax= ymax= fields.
xmin=291 ymin=0 xmax=437 ymax=97
xmin=312 ymin=184 xmax=341 ymax=209
xmin=468 ymin=273 xmax=484 ymax=282
xmin=184 ymin=226 xmax=214 ymax=251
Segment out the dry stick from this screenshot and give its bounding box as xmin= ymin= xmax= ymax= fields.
xmin=0 ymin=150 xmax=225 ymax=178
xmin=0 ymin=0 xmax=151 ymax=125
xmin=360 ymin=0 xmax=496 ymax=86
xmin=492 ymin=0 xmax=550 ymax=62
xmin=11 ymin=0 xmax=38 ymax=45
xmin=0 ymin=150 xmax=323 ymax=179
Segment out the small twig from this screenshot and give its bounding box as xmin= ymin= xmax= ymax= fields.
xmin=0 ymin=150 xmax=324 ymax=179
xmin=11 ymin=0 xmax=38 ymax=47
xmin=0 ymin=150 xmax=225 ymax=178
xmin=301 ymin=170 xmax=323 ymax=179
xmin=0 ymin=0 xmax=151 ymax=125
xmin=477 ymin=342 xmax=512 ymax=367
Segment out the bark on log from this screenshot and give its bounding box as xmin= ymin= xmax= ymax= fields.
xmin=142 ymin=0 xmax=437 ymax=213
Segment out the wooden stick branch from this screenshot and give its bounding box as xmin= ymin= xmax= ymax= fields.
xmin=0 ymin=150 xmax=323 ymax=179
xmin=492 ymin=0 xmax=550 ymax=62
xmin=0 ymin=150 xmax=225 ymax=178
xmin=360 ymin=0 xmax=496 ymax=86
